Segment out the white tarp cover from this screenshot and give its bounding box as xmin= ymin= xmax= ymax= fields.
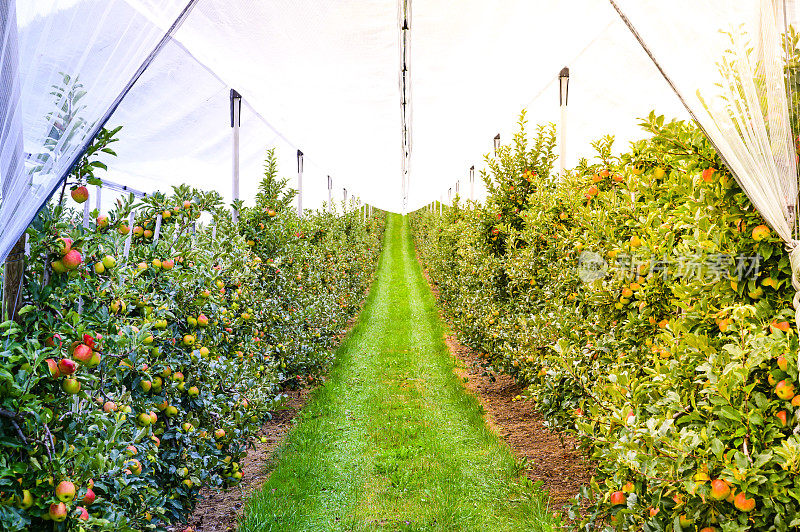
xmin=1 ymin=0 xmax=798 ymax=262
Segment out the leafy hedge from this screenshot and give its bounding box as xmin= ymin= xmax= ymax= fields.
xmin=0 ymin=149 xmax=383 ymax=531
xmin=412 ymin=112 xmax=800 ymax=530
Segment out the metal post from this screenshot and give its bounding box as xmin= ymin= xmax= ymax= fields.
xmin=123 ymin=211 xmax=136 ymax=260
xmin=95 ymin=184 xmax=102 ymax=212
xmin=343 ymin=188 xmax=348 ymax=212
xmin=152 ymin=214 xmax=163 ymax=246
xmin=493 ymin=134 xmax=500 ymax=156
xmin=82 ymin=199 xmax=91 ymax=229
xmin=559 ymin=67 xmax=569 ymax=174
xmin=469 ymin=166 xmax=475 ymax=202
xmin=231 ymin=89 xmax=242 ymax=223
xmin=327 ymin=175 xmax=332 ymax=212
xmin=297 ymin=150 xmax=304 ymax=217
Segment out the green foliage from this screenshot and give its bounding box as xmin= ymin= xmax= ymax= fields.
xmin=0 ymin=146 xmax=384 ymax=531
xmin=412 ymin=111 xmax=800 ymax=529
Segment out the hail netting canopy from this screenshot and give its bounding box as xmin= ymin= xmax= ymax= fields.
xmin=1 ymin=0 xmax=800 ymax=263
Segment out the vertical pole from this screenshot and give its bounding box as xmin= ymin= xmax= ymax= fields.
xmin=82 ymin=200 xmax=91 ymax=229
xmin=469 ymin=166 xmax=475 ymax=202
xmin=123 ymin=211 xmax=136 ymax=260
xmin=95 ymin=184 xmax=102 ymax=213
xmin=1 ymin=0 xmax=25 ymax=320
xmin=343 ymin=188 xmax=348 ymax=213
xmin=558 ymin=67 xmax=569 ymax=175
xmin=297 ymin=150 xmax=304 ymax=217
xmin=231 ymin=90 xmax=242 ymax=223
xmin=211 ymin=225 xmax=217 ymax=241
xmin=327 ymin=175 xmax=332 ymax=212
xmin=152 ymin=214 xmax=163 ymax=246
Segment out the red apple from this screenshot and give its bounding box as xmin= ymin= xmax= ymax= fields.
xmin=73 ymin=344 xmax=92 ymax=364
xmin=733 ymin=492 xmax=756 ymax=512
xmin=45 ymin=358 xmax=61 ymax=378
xmin=82 ymin=488 xmax=95 ymax=505
xmin=62 ymin=249 xmax=83 ymax=270
xmin=96 ymin=215 xmax=109 ymax=229
xmin=55 ymin=480 xmax=76 ymax=502
xmin=609 ymin=490 xmax=626 ymax=505
xmin=45 ymin=333 xmax=63 ymax=348
xmin=58 ymin=358 xmax=77 ymax=375
xmin=709 ymin=478 xmax=730 ymax=500
xmin=71 ymin=186 xmax=89 ymax=203
xmin=161 ymin=259 xmax=174 ymax=270
xmin=55 ymin=237 xmax=72 ymax=255
xmin=776 ymin=410 xmax=788 ymax=426
xmin=49 ymin=502 xmax=67 ymax=522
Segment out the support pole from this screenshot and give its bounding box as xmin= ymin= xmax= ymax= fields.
xmin=343 ymin=188 xmax=348 ymax=212
xmin=297 ymin=150 xmax=304 ymax=217
xmin=558 ymin=67 xmax=569 ymax=175
xmin=1 ymin=0 xmax=25 ymax=321
xmin=95 ymin=184 xmax=102 ymax=213
xmin=327 ymin=175 xmax=332 ymax=212
xmin=469 ymin=166 xmax=475 ymax=202
xmin=230 ymin=89 xmax=242 ymax=223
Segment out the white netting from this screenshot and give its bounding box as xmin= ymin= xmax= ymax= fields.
xmin=2 ymin=0 xmax=799 ymax=262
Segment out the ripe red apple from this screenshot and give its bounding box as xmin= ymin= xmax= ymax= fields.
xmin=45 ymin=333 xmax=63 ymax=348
xmin=58 ymin=358 xmax=77 ymax=375
xmin=775 ymin=380 xmax=796 ymax=400
xmin=173 ymin=371 xmax=184 ymax=382
xmin=96 ymin=215 xmax=109 ymax=229
xmin=148 ymin=411 xmax=157 ymax=424
xmin=118 ymin=224 xmax=130 ymax=236
xmin=197 ymin=314 xmax=209 ymax=327
xmin=49 ymin=502 xmax=67 ymax=522
xmin=75 ymin=506 xmax=89 ymax=520
xmin=45 ymin=358 xmax=61 ymax=378
xmin=82 ymin=488 xmax=95 ymax=505
xmin=775 ymin=410 xmax=788 ymax=426
xmin=55 ymin=480 xmax=76 ymax=502
xmin=139 ymin=380 xmax=152 ymax=393
xmin=55 ymin=237 xmax=72 ymax=255
xmin=103 ymin=401 xmax=117 ymax=413
xmin=62 ymin=249 xmax=83 ymax=270
xmin=733 ymin=492 xmax=755 ymax=512
xmin=752 ymin=224 xmax=770 ymax=241
xmin=62 ymin=378 xmax=80 ymax=394
xmin=73 ymin=344 xmax=92 ymax=364
xmin=71 ymin=186 xmax=89 ymax=203
xmin=701 ymin=168 xmax=716 ymax=182
xmin=161 ymin=259 xmax=174 ymax=270
xmin=709 ymin=479 xmax=730 ymax=500
xmin=608 ymin=490 xmax=626 ymax=505
xmin=777 ymin=354 xmax=789 ymax=371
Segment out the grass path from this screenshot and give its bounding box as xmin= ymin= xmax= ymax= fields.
xmin=240 ymin=214 xmax=556 ymax=532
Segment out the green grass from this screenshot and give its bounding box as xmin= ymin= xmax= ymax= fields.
xmin=239 ymin=214 xmax=557 ymax=532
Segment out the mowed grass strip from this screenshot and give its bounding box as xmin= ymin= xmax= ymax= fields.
xmin=240 ymin=214 xmax=556 ymax=532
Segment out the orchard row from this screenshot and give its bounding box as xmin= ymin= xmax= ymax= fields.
xmin=0 ymin=149 xmax=384 ymax=531
xmin=412 ymin=112 xmax=799 ymax=530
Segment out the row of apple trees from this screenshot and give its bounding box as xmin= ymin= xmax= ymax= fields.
xmin=0 ymin=145 xmax=384 ymax=531
xmin=411 ymin=111 xmax=799 ymax=531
